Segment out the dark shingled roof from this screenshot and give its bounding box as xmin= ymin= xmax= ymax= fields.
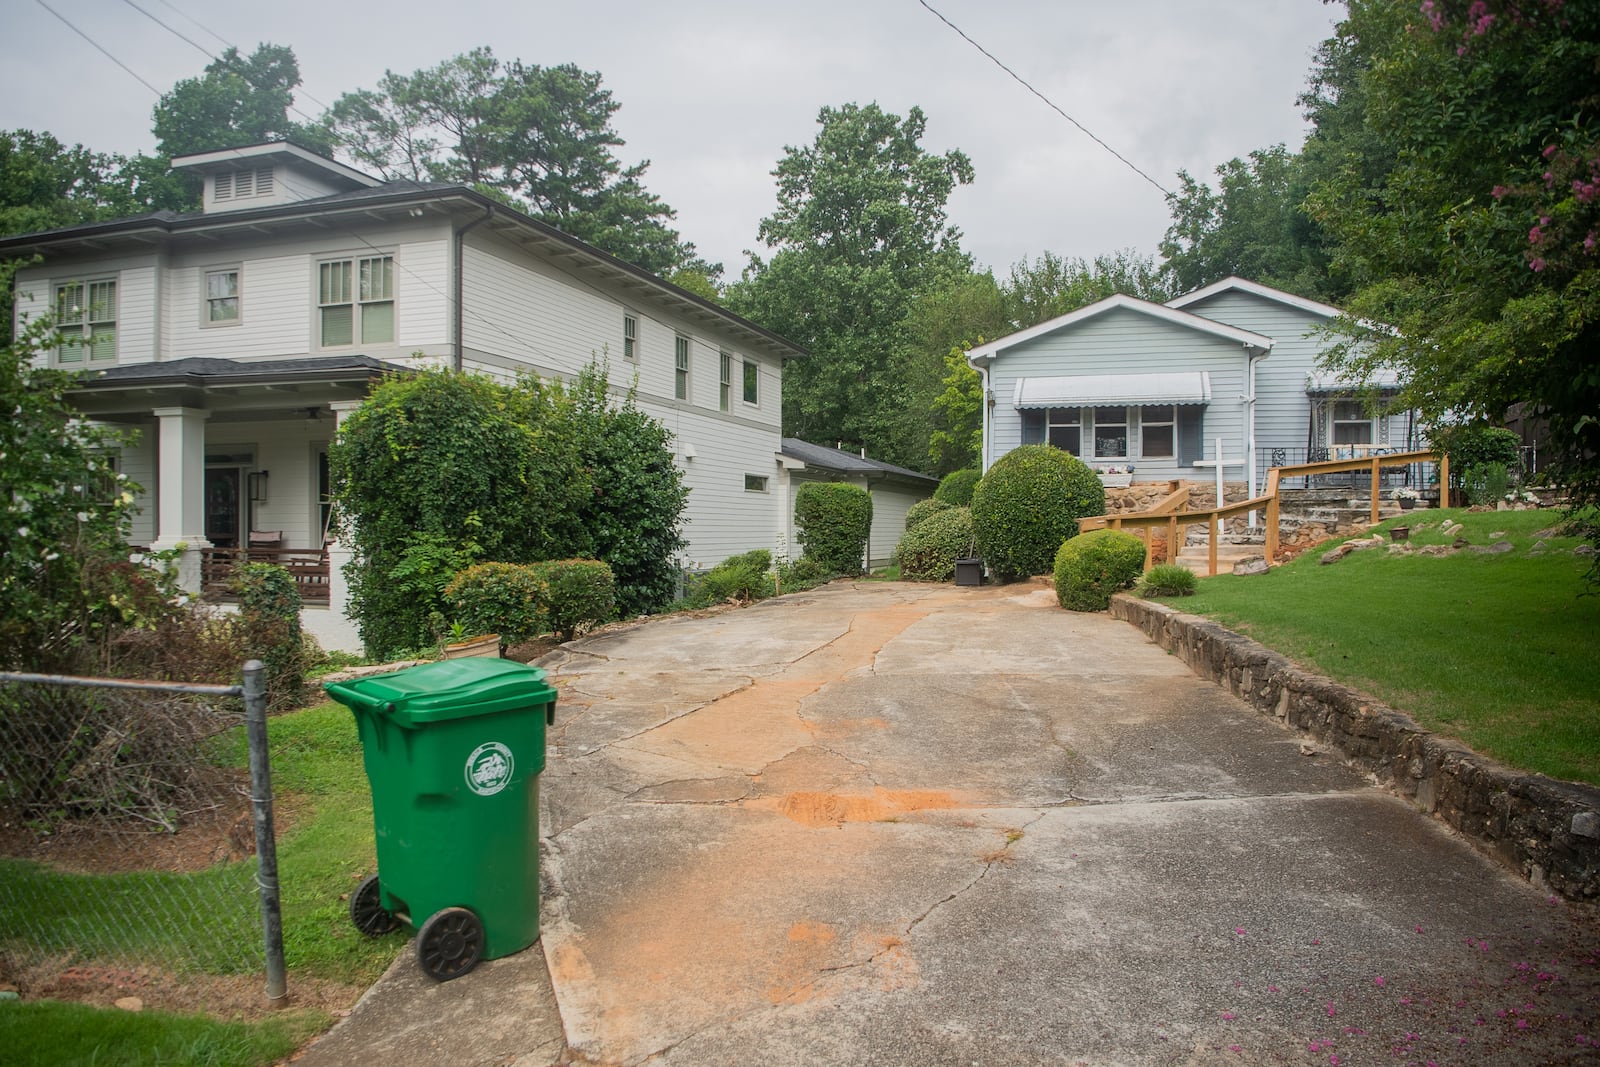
xmin=780 ymin=438 xmax=937 ymax=483
xmin=77 ymin=354 xmax=408 ymax=385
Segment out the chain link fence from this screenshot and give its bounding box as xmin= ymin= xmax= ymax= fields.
xmin=0 ymin=664 xmax=284 ymax=1001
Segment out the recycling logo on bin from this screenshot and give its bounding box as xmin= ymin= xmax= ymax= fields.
xmin=465 ymin=741 xmax=515 ymax=796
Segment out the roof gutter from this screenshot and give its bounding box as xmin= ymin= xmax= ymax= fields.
xmin=453 ymin=205 xmax=495 ymax=373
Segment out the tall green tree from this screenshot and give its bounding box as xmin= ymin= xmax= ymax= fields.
xmin=153 ymin=44 xmax=331 ymax=160
xmin=1004 ymin=249 xmax=1173 ymax=325
xmin=1161 ymin=145 xmax=1336 ymax=300
xmin=728 ymin=102 xmax=974 ymax=468
xmin=1305 ymin=0 xmax=1600 ymax=533
xmin=324 ymin=50 xmax=712 ymax=277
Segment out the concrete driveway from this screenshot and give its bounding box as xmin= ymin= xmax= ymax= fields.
xmin=296 ymin=579 xmax=1597 ymax=1067
xmin=532 ymin=580 xmax=1598 ymax=1066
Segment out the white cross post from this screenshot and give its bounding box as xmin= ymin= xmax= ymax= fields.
xmin=1190 ymin=437 xmax=1251 ymax=519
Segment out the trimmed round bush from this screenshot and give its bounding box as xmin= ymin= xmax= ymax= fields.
xmin=905 ymin=497 xmax=954 ymax=531
xmin=531 ymin=559 xmax=616 ymax=641
xmin=896 ymin=506 xmax=975 ymax=582
xmin=971 ymin=446 xmax=1107 ymax=582
xmin=1136 ymin=562 xmax=1197 ymax=598
xmin=444 ymin=562 xmax=545 ymax=648
xmin=1053 ymin=529 xmax=1147 ymax=612
xmin=934 ymin=468 xmax=981 ymax=506
xmin=794 ymin=482 xmax=873 ymax=577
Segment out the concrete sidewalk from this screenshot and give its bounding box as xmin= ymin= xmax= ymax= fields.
xmin=294 ymin=580 xmax=1599 ymax=1066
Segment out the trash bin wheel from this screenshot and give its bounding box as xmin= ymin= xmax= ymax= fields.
xmin=350 ymin=875 xmax=400 ymax=937
xmin=417 ymin=907 xmax=485 ymax=981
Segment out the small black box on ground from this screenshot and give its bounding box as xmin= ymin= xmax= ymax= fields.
xmin=954 ymin=558 xmax=983 ymax=586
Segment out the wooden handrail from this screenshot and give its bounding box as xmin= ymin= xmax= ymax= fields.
xmin=1075 ymin=449 xmax=1445 ymax=577
xmin=1263 ymin=449 xmax=1442 ymax=561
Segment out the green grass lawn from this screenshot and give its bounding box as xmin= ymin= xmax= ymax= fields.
xmin=1167 ymin=508 xmax=1600 ymax=786
xmin=1 ymin=700 xmax=406 ymax=1063
xmin=0 ymin=999 xmax=325 ymax=1067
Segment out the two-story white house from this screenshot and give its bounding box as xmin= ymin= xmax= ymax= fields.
xmin=966 ymin=277 xmax=1420 ymax=498
xmin=2 ymin=142 xmax=807 ymax=652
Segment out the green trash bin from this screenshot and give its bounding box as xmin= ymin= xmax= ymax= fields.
xmin=324 ymin=657 xmax=557 ymax=981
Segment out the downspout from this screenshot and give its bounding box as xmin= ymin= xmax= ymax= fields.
xmin=453 ymin=205 xmax=495 ymax=373
xmin=1245 ymin=344 xmax=1264 ymax=525
xmin=973 ymin=358 xmax=993 ymax=472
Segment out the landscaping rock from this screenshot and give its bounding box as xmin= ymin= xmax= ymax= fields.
xmin=1488 ymin=540 xmax=1515 ymax=554
xmin=1320 ymin=545 xmax=1352 ymax=565
xmin=114 ymin=996 xmax=143 ymax=1012
xmin=1233 ymin=555 xmax=1269 ymax=576
xmin=1577 ymin=544 xmax=1596 ymax=556
xmin=1490 ymin=530 xmax=1507 ymax=539
xmin=1574 ymin=811 xmax=1600 ymax=839
xmin=1418 ymin=545 xmax=1453 ymax=557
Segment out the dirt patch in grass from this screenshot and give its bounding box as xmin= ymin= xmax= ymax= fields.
xmin=2 ymin=956 xmax=359 ymax=1022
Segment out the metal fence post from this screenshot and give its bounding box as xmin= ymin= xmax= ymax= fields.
xmin=243 ymin=659 xmax=287 ymax=1004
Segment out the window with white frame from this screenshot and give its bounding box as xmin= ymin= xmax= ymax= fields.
xmin=1093 ymin=406 xmax=1128 ymax=459
xmin=204 ymin=268 xmax=240 ymax=324
xmin=1021 ymin=407 xmax=1082 ymax=455
xmin=743 ymin=360 xmax=759 ymax=405
xmin=55 ymin=279 xmax=117 ymax=365
xmin=319 ymin=256 xmax=394 ymax=347
xmin=623 ymin=313 xmax=637 ymax=361
xmin=674 ymin=335 xmax=690 ymax=400
xmin=744 ymin=474 xmax=768 ymax=492
xmin=1331 ymin=400 xmax=1374 ymax=445
xmin=1140 ymin=405 xmax=1175 ymax=458
xmin=719 ymin=352 xmax=731 ymax=411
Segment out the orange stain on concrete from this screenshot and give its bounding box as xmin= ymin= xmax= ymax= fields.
xmin=774 ymin=788 xmax=962 ymax=828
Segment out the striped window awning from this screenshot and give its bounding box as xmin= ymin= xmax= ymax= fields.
xmin=1305 ymin=369 xmax=1400 ymax=394
xmin=1013 ymin=371 xmax=1211 ymax=408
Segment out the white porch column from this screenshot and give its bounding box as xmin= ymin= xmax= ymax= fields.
xmin=149 ymin=406 xmax=212 ymax=592
xmin=319 ymin=401 xmax=365 ymax=652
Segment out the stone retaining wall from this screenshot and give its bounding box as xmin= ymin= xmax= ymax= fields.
xmin=1110 ymin=594 xmax=1600 ymax=901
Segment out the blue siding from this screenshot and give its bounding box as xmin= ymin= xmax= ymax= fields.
xmin=985 ymin=306 xmax=1252 ymax=482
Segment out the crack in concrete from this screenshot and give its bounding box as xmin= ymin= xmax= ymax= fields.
xmin=1046 ymin=788 xmax=1363 ymax=808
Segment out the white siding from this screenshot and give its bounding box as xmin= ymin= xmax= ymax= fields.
xmin=460 ymin=233 xmax=788 ymax=565
xmin=397 ymin=239 xmax=449 ymax=347
xmin=867 ymin=482 xmax=931 ymax=568
xmin=118 ymin=267 xmax=157 ymax=363
xmin=121 ymin=432 xmax=158 ymax=546
xmin=986 ymin=306 xmax=1250 ymax=481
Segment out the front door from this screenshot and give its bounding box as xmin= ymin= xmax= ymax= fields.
xmin=205 ymin=468 xmax=241 ymax=548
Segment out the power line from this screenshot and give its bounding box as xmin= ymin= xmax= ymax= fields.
xmin=119 ymin=0 xmax=214 ymax=62
xmin=916 ymin=0 xmax=1173 ymax=199
xmin=35 ymin=0 xmax=163 ymax=97
xmin=152 ymin=0 xmax=231 ymax=52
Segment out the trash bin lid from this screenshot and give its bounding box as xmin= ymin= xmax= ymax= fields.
xmin=324 ymin=657 xmax=556 ymax=725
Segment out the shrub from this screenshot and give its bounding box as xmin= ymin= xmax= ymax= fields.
xmin=904 ymin=497 xmax=954 ymax=531
xmin=444 ymin=562 xmax=546 ymax=650
xmin=1461 ymin=463 xmax=1511 ymax=506
xmin=1436 ymin=424 xmax=1521 ymax=476
xmin=1136 ymin=563 xmax=1197 ymax=598
xmin=777 ymin=554 xmax=833 ymax=593
xmin=1054 ymin=529 xmax=1147 ymax=612
xmin=971 ymin=445 xmax=1106 ymax=582
xmin=531 ymin=559 xmax=616 ymax=641
xmin=934 ymin=467 xmax=981 ymax=506
xmin=897 ymin=507 xmax=976 ymax=582
xmin=691 ymin=549 xmax=775 ymax=606
xmin=794 ymin=482 xmax=872 ymax=577
xmin=232 ymin=563 xmax=305 ymax=708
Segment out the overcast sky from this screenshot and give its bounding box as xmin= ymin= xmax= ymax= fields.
xmin=3 ymin=0 xmax=1341 ymax=281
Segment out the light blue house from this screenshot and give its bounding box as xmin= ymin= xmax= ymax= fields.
xmin=966 ymin=277 xmax=1417 ymax=498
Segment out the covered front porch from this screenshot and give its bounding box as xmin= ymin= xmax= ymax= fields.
xmin=71 ymin=355 xmax=405 ymax=653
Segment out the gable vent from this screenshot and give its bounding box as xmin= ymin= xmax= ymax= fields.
xmin=215 ymin=172 xmax=233 ymax=200
xmin=254 ymin=168 xmax=273 ymax=195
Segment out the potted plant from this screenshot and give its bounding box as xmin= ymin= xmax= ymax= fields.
xmin=1097 ymin=464 xmax=1134 ymax=488
xmin=1393 ymin=486 xmax=1420 ymax=510
xmin=441 ymin=620 xmax=501 ymax=659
